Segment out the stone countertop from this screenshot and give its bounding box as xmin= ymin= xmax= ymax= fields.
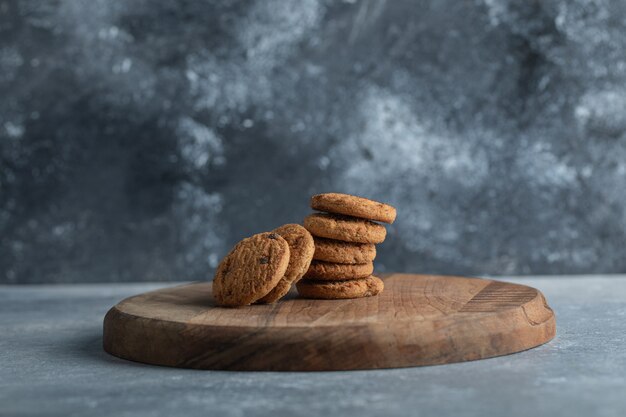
xmin=1 ymin=276 xmax=625 ymax=417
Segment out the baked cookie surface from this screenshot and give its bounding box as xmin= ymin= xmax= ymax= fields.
xmin=303 ymin=213 xmax=386 ymax=244
xmin=313 ymin=237 xmax=376 ymax=264
xmin=212 ymin=232 xmax=290 ymax=306
xmin=303 ymin=260 xmax=373 ymax=280
xmin=257 ymin=224 xmax=314 ymax=304
xmin=311 ymin=193 xmax=396 ymax=224
xmin=296 ymin=275 xmax=384 ymax=299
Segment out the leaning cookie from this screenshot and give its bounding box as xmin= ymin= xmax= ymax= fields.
xmin=311 ymin=193 xmax=396 ymax=224
xmin=303 ymin=260 xmax=373 ymax=280
xmin=303 ymin=213 xmax=386 ymax=244
xmin=296 ymin=276 xmax=384 ymax=299
xmin=212 ymin=232 xmax=290 ymax=307
xmin=313 ymin=237 xmax=376 ymax=264
xmin=257 ymin=224 xmax=314 ymax=304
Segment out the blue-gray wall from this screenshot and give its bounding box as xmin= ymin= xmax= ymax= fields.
xmin=1 ymin=0 xmax=625 ymax=283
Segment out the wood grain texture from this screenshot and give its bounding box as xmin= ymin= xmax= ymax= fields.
xmin=103 ymin=274 xmax=556 ymax=371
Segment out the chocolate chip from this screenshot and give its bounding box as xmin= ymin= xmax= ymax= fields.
xmin=267 ymin=233 xmax=278 ymax=239
xmin=259 ymin=256 xmax=269 ymax=264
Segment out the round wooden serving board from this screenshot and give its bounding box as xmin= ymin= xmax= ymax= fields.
xmin=103 ymin=274 xmax=556 ymax=371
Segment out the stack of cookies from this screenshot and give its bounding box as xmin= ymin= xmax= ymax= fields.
xmin=211 ymin=193 xmax=396 ymax=307
xmin=297 ymin=193 xmax=396 ymax=300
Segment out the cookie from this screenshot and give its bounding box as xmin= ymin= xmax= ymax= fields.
xmin=303 ymin=260 xmax=374 ymax=280
xmin=313 ymin=237 xmax=376 ymax=264
xmin=311 ymin=193 xmax=397 ymax=224
xmin=257 ymin=224 xmax=315 ymax=304
xmin=212 ymin=232 xmax=290 ymax=307
xmin=303 ymin=213 xmax=386 ymax=244
xmin=296 ymin=275 xmax=384 ymax=299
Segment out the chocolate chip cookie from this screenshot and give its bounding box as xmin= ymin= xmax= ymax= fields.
xmin=313 ymin=237 xmax=376 ymax=264
xmin=303 ymin=213 xmax=386 ymax=244
xmin=212 ymin=232 xmax=290 ymax=307
xmin=311 ymin=193 xmax=396 ymax=224
xmin=296 ymin=275 xmax=384 ymax=299
xmin=303 ymin=260 xmax=374 ymax=280
xmin=257 ymin=224 xmax=314 ymax=304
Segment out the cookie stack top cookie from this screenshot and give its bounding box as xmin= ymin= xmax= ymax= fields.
xmin=310 ymin=193 xmax=397 ymax=224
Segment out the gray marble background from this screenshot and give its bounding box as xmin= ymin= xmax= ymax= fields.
xmin=1 ymin=0 xmax=625 ymax=284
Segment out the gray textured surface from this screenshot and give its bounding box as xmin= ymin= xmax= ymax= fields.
xmin=2 ymin=1 xmax=626 ymax=283
xmin=1 ymin=276 xmax=625 ymax=417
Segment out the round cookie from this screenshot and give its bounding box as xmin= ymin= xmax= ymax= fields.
xmin=303 ymin=213 xmax=386 ymax=244
xmin=303 ymin=260 xmax=373 ymax=280
xmin=311 ymin=193 xmax=397 ymax=224
xmin=296 ymin=275 xmax=384 ymax=299
xmin=212 ymin=232 xmax=290 ymax=307
xmin=313 ymin=237 xmax=376 ymax=264
xmin=257 ymin=224 xmax=315 ymax=304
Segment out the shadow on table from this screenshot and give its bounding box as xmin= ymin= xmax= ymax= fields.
xmin=68 ymin=331 xmax=154 ymax=369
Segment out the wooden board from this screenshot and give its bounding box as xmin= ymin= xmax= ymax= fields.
xmin=103 ymin=274 xmax=556 ymax=371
